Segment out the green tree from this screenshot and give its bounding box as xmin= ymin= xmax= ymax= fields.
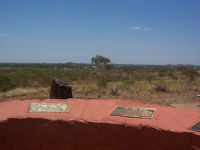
xmin=91 ymin=55 xmax=111 ymax=66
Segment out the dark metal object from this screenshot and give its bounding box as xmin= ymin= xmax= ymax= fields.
xmin=50 ymin=78 xmax=73 ymax=99
xmin=190 ymin=122 xmax=200 ymax=132
xmin=110 ymin=106 xmax=156 ymax=119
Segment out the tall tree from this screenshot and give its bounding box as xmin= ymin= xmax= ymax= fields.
xmin=91 ymin=55 xmax=111 ymax=66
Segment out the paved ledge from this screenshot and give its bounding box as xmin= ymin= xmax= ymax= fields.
xmin=1 ymin=99 xmax=200 ymax=150
xmin=0 ymin=98 xmax=200 ymax=135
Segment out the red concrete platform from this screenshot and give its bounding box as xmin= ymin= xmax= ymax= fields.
xmin=0 ymin=98 xmax=200 ymax=150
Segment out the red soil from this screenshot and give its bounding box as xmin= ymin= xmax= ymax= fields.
xmin=0 ymin=98 xmax=200 ymax=150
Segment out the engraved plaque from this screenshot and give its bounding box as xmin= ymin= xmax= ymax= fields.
xmin=190 ymin=122 xmax=200 ymax=132
xmin=29 ymin=102 xmax=69 ymax=112
xmin=110 ymin=106 xmax=156 ymax=119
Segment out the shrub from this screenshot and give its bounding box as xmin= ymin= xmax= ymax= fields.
xmin=96 ymin=79 xmax=107 ymax=89
xmin=157 ymin=69 xmax=168 ymax=77
xmin=132 ymin=81 xmax=153 ymax=93
xmin=167 ymin=80 xmax=188 ymax=92
xmin=178 ymin=67 xmax=199 ymax=80
xmin=144 ymin=73 xmax=157 ymax=81
xmin=132 ymin=72 xmax=145 ymax=81
xmin=121 ymin=78 xmax=135 ymax=89
xmin=11 ymin=68 xmax=52 ymax=87
xmin=105 ymin=64 xmax=114 ymax=70
xmin=168 ymin=73 xmax=178 ymax=80
xmin=0 ymin=74 xmax=15 ymax=92
xmin=153 ymin=80 xmax=168 ymax=92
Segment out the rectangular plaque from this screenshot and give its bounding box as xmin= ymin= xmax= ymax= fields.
xmin=110 ymin=106 xmax=156 ymax=119
xmin=29 ymin=102 xmax=69 ymax=113
xmin=190 ymin=122 xmax=200 ymax=132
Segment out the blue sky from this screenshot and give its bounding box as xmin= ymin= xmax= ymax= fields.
xmin=0 ymin=0 xmax=200 ymax=64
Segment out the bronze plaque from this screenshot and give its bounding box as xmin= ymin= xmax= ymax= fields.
xmin=110 ymin=106 xmax=156 ymax=119
xmin=29 ymin=102 xmax=69 ymax=113
xmin=190 ymin=122 xmax=200 ymax=132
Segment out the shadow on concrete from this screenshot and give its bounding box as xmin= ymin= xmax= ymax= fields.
xmin=0 ymin=118 xmax=200 ymax=150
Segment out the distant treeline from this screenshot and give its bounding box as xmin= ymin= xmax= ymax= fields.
xmin=0 ymin=63 xmax=200 ymax=70
xmin=0 ymin=63 xmax=91 ymax=69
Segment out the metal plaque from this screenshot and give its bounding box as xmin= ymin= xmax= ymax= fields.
xmin=29 ymin=102 xmax=69 ymax=113
xmin=110 ymin=106 xmax=156 ymax=119
xmin=190 ymin=122 xmax=200 ymax=132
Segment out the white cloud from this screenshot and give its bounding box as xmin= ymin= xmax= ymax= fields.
xmin=0 ymin=34 xmax=8 ymax=38
xmin=129 ymin=26 xmax=142 ymax=30
xmin=129 ymin=26 xmax=150 ymax=32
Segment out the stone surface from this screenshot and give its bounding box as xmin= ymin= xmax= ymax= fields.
xmin=0 ymin=98 xmax=199 ymax=134
xmin=29 ymin=102 xmax=68 ymax=112
xmin=0 ymin=99 xmax=200 ymax=150
xmin=50 ymin=78 xmax=73 ymax=99
xmin=110 ymin=106 xmax=156 ymax=119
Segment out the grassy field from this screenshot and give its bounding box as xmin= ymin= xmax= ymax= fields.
xmin=0 ymin=64 xmax=200 ymax=106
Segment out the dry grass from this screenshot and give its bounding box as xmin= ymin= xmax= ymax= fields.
xmin=0 ymin=87 xmax=49 ymax=101
xmin=0 ymin=84 xmax=199 ymax=106
xmin=0 ymin=68 xmax=200 ymax=107
xmin=72 ymin=81 xmax=200 ymax=106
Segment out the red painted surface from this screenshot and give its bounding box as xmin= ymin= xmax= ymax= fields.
xmin=0 ymin=98 xmax=200 ymax=150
